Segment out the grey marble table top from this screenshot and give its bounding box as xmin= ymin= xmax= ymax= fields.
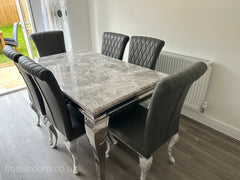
xmin=37 ymin=51 xmax=167 ymax=119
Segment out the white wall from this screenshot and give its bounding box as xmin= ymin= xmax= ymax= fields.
xmin=89 ymin=0 xmax=240 ymax=134
xmin=67 ymin=0 xmax=92 ymax=50
xmin=29 ymin=0 xmax=45 ymax=32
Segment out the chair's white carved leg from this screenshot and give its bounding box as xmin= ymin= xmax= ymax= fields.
xmin=105 ymin=136 xmax=111 ymax=158
xmin=65 ymin=139 xmax=79 ymax=175
xmin=44 ymin=117 xmax=58 ymax=148
xmin=109 ymin=133 xmax=118 ymax=145
xmin=48 ymin=128 xmax=53 ymax=145
xmin=30 ymin=102 xmax=41 ymax=126
xmin=49 ymin=124 xmax=58 ymax=148
xmin=139 ymin=156 xmax=153 ymax=180
xmin=85 ymin=116 xmax=109 ymax=180
xmin=168 ymin=133 xmax=180 ymax=163
xmin=43 ymin=116 xmax=48 ymax=124
xmin=105 ymin=133 xmax=117 ymax=158
xmin=44 ymin=118 xmax=53 ymax=145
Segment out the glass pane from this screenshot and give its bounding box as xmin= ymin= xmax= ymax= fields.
xmin=18 ymin=0 xmax=38 ymax=58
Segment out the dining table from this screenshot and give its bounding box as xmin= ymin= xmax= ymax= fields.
xmin=0 ymin=30 xmax=6 ymax=52
xmin=37 ymin=50 xmax=167 ymax=180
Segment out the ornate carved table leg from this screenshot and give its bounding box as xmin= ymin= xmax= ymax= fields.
xmin=84 ymin=116 xmax=109 ymax=180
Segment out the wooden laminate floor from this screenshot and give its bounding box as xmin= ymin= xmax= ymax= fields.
xmin=0 ymin=90 xmax=239 ymax=180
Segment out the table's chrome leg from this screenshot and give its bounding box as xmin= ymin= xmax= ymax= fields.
xmin=84 ymin=116 xmax=109 ymax=180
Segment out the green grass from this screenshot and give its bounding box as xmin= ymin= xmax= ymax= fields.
xmin=0 ymin=25 xmax=38 ymax=65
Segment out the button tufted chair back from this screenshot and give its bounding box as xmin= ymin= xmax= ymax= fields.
xmin=128 ymin=36 xmax=165 ymax=70
xmin=107 ymin=61 xmax=207 ymax=180
xmin=101 ymin=32 xmax=129 ymax=60
xmin=31 ymin=31 xmax=66 ymax=57
xmin=3 ymin=45 xmax=45 ymax=116
xmin=18 ymin=56 xmax=74 ymax=140
xmin=143 ymin=61 xmax=207 ymax=157
xmin=3 ymin=45 xmax=21 ymax=62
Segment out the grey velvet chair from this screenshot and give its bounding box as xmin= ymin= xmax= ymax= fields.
xmin=106 ymin=62 xmax=207 ymax=180
xmin=19 ymin=56 xmax=85 ymax=175
xmin=128 ymin=36 xmax=165 ymax=70
xmin=3 ymin=45 xmax=58 ymax=148
xmin=3 ymin=23 xmax=20 ymax=51
xmin=30 ymin=30 xmax=66 ymax=57
xmin=101 ymin=32 xmax=129 ymax=60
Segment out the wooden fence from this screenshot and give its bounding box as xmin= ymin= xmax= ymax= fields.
xmin=0 ymin=0 xmax=20 ymax=26
xmin=20 ymin=0 xmax=30 ymax=22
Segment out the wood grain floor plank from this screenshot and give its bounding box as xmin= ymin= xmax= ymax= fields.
xmin=0 ymin=89 xmax=239 ymax=180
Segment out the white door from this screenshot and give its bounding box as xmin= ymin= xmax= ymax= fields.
xmin=43 ymin=0 xmax=72 ymax=51
xmin=15 ymin=0 xmax=35 ymax=59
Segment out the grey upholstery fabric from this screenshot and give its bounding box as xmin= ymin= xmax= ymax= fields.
xmin=101 ymin=32 xmax=129 ymax=60
xmin=18 ymin=56 xmax=85 ymax=141
xmin=109 ymin=61 xmax=207 ymax=158
xmin=31 ymin=31 xmax=66 ymax=57
xmin=3 ymin=45 xmax=21 ymax=62
xmin=3 ymin=45 xmax=45 ymax=115
xmin=128 ymin=36 xmax=165 ymax=70
xmin=3 ymin=23 xmax=19 ymax=47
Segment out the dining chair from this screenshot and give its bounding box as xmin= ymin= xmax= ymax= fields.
xmin=106 ymin=61 xmax=207 ymax=180
xmin=101 ymin=32 xmax=129 ymax=60
xmin=30 ymin=30 xmax=66 ymax=57
xmin=128 ymin=36 xmax=165 ymax=70
xmin=3 ymin=45 xmax=58 ymax=148
xmin=1 ymin=23 xmax=20 ymax=51
xmin=19 ymin=56 xmax=86 ymax=174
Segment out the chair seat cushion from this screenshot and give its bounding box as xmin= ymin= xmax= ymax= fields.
xmin=4 ymin=38 xmax=18 ymax=47
xmin=67 ymin=103 xmax=85 ymax=140
xmin=109 ymin=103 xmax=148 ymax=157
xmin=4 ymin=38 xmax=15 ymax=42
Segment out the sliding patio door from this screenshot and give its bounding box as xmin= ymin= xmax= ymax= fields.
xmin=15 ymin=0 xmax=35 ymax=59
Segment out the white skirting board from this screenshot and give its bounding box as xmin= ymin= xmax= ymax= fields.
xmin=0 ymin=85 xmax=27 ymax=97
xmin=182 ymin=107 xmax=240 ymax=141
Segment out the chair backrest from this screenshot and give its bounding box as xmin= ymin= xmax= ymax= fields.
xmin=128 ymin=36 xmax=165 ymax=70
xmin=12 ymin=22 xmax=19 ymax=44
xmin=3 ymin=45 xmax=45 ymax=115
xmin=3 ymin=45 xmax=21 ymax=62
xmin=101 ymin=32 xmax=129 ymax=60
xmin=18 ymin=56 xmax=73 ymax=140
xmin=30 ymin=30 xmax=66 ymax=57
xmin=143 ymin=61 xmax=207 ymax=156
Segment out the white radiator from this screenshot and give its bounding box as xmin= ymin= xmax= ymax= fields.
xmin=155 ymin=51 xmax=213 ymax=113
